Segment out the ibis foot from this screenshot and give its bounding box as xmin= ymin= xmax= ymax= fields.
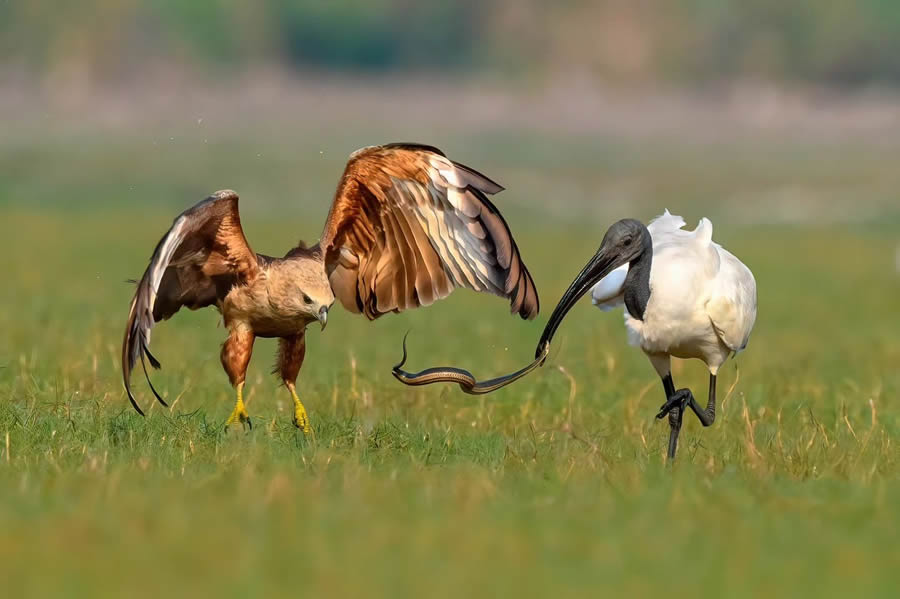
xmin=657 ymin=388 xmax=693 ymax=420
xmin=657 ymin=374 xmax=718 ymax=460
xmin=658 ymin=379 xmax=717 ymax=427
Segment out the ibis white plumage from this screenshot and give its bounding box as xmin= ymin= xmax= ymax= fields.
xmin=537 ymin=211 xmax=757 ymax=459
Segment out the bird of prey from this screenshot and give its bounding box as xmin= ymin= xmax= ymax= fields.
xmin=122 ymin=143 xmax=539 ymax=430
xmin=536 ymin=211 xmax=757 ymax=458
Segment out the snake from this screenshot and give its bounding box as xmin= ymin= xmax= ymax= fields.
xmin=392 ymin=332 xmax=551 ymax=395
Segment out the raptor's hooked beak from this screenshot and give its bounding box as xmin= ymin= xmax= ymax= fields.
xmin=318 ymin=306 xmax=328 ymax=331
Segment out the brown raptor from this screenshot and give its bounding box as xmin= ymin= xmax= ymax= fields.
xmin=122 ymin=143 xmax=539 ymax=430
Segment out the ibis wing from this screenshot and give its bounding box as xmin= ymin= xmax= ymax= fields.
xmin=590 ymin=264 xmax=627 ymax=311
xmin=647 ymin=209 xmax=687 ymax=239
xmin=706 ymin=247 xmax=757 ymax=352
xmin=320 ymin=143 xmax=539 ymax=320
xmin=122 ymin=190 xmax=260 ymax=413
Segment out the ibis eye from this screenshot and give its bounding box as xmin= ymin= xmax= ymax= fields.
xmin=303 ymin=294 xmax=313 ymax=305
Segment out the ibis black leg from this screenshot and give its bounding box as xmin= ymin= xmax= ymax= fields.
xmin=658 ymin=373 xmax=684 ymax=459
xmin=656 ymin=373 xmax=718 ymax=460
xmin=688 ymin=374 xmax=716 ymax=427
xmin=667 ymin=402 xmax=684 ymax=459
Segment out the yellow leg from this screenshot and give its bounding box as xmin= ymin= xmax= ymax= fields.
xmin=286 ymin=382 xmax=310 ymax=433
xmin=225 ymin=382 xmax=252 ymax=430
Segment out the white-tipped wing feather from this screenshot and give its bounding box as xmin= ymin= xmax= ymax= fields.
xmin=122 ymin=191 xmax=259 ymax=414
xmin=320 ymin=143 xmax=539 ymax=320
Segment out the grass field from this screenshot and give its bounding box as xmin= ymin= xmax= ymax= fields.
xmin=1 ymin=121 xmax=899 ymax=597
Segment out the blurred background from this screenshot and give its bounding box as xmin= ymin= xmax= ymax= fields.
xmin=5 ymin=1 xmax=900 ymax=87
xmin=2 ymin=0 xmax=900 ymax=226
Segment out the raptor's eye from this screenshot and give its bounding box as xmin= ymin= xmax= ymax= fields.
xmin=623 ymin=236 xmax=633 ymax=246
xmin=303 ymin=294 xmax=313 ymax=305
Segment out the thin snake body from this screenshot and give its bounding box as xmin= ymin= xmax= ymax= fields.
xmin=392 ymin=333 xmax=550 ymax=395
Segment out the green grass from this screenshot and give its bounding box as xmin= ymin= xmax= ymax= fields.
xmin=1 ymin=129 xmax=898 ymax=597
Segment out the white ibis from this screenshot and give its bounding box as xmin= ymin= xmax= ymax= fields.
xmin=537 ymin=211 xmax=757 ymax=459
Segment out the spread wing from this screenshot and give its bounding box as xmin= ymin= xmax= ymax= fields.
xmin=122 ymin=190 xmax=259 ymax=414
xmin=319 ymin=143 xmax=539 ymax=320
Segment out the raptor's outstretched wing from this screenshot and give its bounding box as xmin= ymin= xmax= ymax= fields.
xmin=320 ymin=143 xmax=539 ymax=320
xmin=122 ymin=190 xmax=259 ymax=414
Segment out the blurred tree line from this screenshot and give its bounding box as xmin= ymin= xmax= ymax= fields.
xmin=2 ymin=0 xmax=899 ymax=87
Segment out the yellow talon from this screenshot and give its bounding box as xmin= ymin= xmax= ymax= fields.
xmin=288 ymin=384 xmax=311 ymax=433
xmin=225 ymin=383 xmax=252 ymax=430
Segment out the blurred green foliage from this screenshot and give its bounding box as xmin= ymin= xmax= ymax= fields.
xmin=274 ymin=1 xmax=482 ymax=70
xmin=676 ymin=0 xmax=900 ymax=85
xmin=2 ymin=0 xmax=900 ymax=86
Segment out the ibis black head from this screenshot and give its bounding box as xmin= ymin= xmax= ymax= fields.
xmin=536 ymin=218 xmax=651 ymax=358
xmin=598 ymin=218 xmax=649 ymax=261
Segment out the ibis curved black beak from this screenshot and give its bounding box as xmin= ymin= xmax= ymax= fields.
xmin=318 ymin=306 xmax=328 ymax=331
xmin=535 ymin=247 xmax=624 ymax=359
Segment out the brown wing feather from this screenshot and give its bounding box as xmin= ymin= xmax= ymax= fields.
xmin=320 ymin=143 xmax=538 ymax=320
xmin=122 ymin=190 xmax=259 ymax=414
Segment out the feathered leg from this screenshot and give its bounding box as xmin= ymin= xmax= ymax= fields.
xmin=222 ymin=325 xmax=255 ymax=430
xmin=277 ymin=333 xmax=310 ymax=433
